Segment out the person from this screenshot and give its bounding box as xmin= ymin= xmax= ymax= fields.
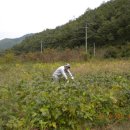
xmin=52 ymin=63 xmax=74 ymax=82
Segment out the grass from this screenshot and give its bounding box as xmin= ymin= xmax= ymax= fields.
xmin=72 ymin=59 xmax=130 ymax=75
xmin=0 ymin=59 xmax=130 ymax=130
xmin=91 ymin=121 xmax=130 ymax=130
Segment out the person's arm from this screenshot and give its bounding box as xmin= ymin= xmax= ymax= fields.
xmin=61 ymin=69 xmax=68 ymax=80
xmin=67 ymin=69 xmax=74 ymax=79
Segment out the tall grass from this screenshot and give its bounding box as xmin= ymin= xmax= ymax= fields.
xmin=72 ymin=59 xmax=130 ymax=75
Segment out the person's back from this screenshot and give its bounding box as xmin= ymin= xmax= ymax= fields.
xmin=53 ymin=66 xmax=65 ymax=77
xmin=52 ymin=64 xmax=74 ymax=82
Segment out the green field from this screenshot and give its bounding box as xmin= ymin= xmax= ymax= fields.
xmin=0 ymin=60 xmax=130 ymax=130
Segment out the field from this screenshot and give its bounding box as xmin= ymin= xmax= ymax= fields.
xmin=0 ymin=59 xmax=130 ymax=130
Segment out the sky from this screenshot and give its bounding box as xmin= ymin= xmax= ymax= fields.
xmin=0 ymin=0 xmax=110 ymax=40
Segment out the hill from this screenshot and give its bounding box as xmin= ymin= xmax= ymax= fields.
xmin=12 ymin=0 xmax=130 ymax=53
xmin=0 ymin=34 xmax=33 ymax=51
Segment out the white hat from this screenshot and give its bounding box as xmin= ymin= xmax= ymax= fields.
xmin=65 ymin=63 xmax=70 ymax=68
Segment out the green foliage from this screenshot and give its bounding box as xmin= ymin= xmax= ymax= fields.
xmin=11 ymin=0 xmax=130 ymax=53
xmin=0 ymin=62 xmax=130 ymax=130
xmin=104 ymin=47 xmax=119 ymax=58
xmin=0 ymin=52 xmax=16 ymax=63
xmin=0 ymin=34 xmax=33 ymax=51
xmin=121 ymin=43 xmax=130 ymax=57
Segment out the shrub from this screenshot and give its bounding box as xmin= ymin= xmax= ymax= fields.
xmin=104 ymin=47 xmax=119 ymax=58
xmin=0 ymin=52 xmax=16 ymax=63
xmin=121 ymin=44 xmax=130 ymax=57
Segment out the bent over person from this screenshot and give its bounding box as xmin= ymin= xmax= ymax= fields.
xmin=52 ymin=64 xmax=74 ymax=82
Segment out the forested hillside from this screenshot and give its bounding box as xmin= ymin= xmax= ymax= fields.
xmin=12 ymin=0 xmax=130 ymax=53
xmin=0 ymin=34 xmax=33 ymax=51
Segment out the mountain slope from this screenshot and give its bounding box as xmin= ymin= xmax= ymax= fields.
xmin=0 ymin=34 xmax=33 ymax=51
xmin=12 ymin=0 xmax=130 ymax=53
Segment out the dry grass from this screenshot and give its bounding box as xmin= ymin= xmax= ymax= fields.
xmin=91 ymin=120 xmax=130 ymax=130
xmin=19 ymin=48 xmax=85 ymax=62
xmin=72 ymin=59 xmax=130 ymax=75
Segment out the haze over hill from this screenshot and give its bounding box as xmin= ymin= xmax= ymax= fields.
xmin=0 ymin=34 xmax=33 ymax=51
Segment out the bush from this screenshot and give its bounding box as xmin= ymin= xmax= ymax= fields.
xmin=82 ymin=52 xmax=91 ymax=61
xmin=121 ymin=44 xmax=130 ymax=57
xmin=0 ymin=52 xmax=16 ymax=63
xmin=104 ymin=47 xmax=119 ymax=58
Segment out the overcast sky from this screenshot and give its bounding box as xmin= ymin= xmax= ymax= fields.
xmin=0 ymin=0 xmax=110 ymax=40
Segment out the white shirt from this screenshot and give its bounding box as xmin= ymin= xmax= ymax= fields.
xmin=53 ymin=66 xmax=74 ymax=80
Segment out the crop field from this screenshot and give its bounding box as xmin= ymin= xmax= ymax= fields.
xmin=0 ymin=60 xmax=130 ymax=130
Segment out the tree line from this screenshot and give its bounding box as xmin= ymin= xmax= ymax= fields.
xmin=12 ymin=0 xmax=130 ymax=53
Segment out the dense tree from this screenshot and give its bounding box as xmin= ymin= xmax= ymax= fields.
xmin=12 ymin=0 xmax=130 ymax=53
